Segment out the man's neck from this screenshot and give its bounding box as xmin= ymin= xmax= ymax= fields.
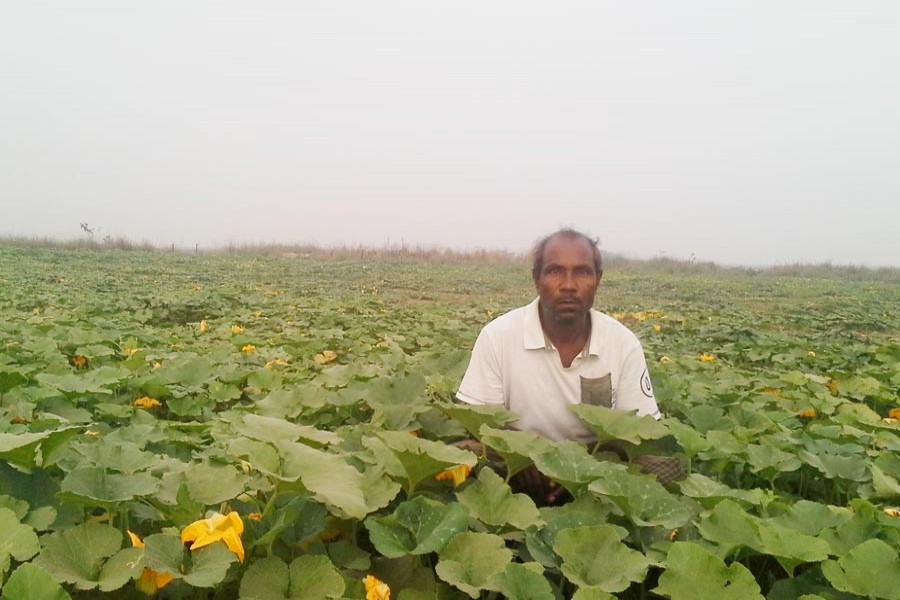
xmin=541 ymin=314 xmax=591 ymax=350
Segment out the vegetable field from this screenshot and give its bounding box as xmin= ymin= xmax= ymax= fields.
xmin=1 ymin=245 xmax=899 ymax=600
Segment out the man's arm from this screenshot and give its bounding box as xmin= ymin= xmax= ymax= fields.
xmin=613 ymin=345 xmax=661 ymax=419
xmin=456 ymin=328 xmax=505 ymax=407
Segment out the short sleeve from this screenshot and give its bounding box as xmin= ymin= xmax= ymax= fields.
xmin=613 ymin=345 xmax=661 ymax=419
xmin=456 ymin=327 xmax=506 ymax=407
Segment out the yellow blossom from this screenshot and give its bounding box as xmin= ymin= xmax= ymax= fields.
xmin=363 ymin=575 xmax=391 ymax=600
xmin=761 ymin=387 xmax=784 ymax=398
xmin=123 ymin=347 xmax=140 ymax=356
xmin=134 ymin=396 xmax=161 ymax=409
xmin=32 ymin=307 xmax=41 ymax=315
xmin=807 ymin=351 xmax=816 ymax=357
xmin=231 ymin=324 xmax=244 ymax=335
xmin=888 ymin=408 xmax=900 ymax=420
xmin=152 ymin=361 xmax=162 ymax=369
xmin=883 ymin=508 xmax=900 ymax=518
xmin=669 ymin=529 xmax=679 ymax=541
xmin=265 ymin=358 xmax=289 ymax=369
xmin=700 ymin=353 xmax=716 ymax=363
xmin=247 ymin=512 xmax=262 ymax=521
xmin=314 ymin=350 xmax=338 ymax=364
xmin=72 ymin=354 xmax=88 ymax=368
xmin=181 ymin=511 xmax=245 ymax=562
xmin=435 ymin=464 xmax=472 ymax=487
xmin=825 ymin=380 xmax=839 ymax=395
xmin=653 ymin=324 xmax=662 ymax=332
xmin=127 ymin=531 xmax=174 ymax=593
xmin=241 ymin=344 xmax=256 ymax=354
xmin=797 ymin=408 xmax=817 ymax=419
xmin=199 ymin=320 xmax=209 ymax=333
xmin=659 ymin=356 xmax=672 ymax=364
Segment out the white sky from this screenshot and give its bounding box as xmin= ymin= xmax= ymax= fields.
xmin=2 ymin=1 xmax=899 ymax=266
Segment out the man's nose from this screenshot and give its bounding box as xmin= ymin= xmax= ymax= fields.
xmin=561 ymin=271 xmax=576 ymax=289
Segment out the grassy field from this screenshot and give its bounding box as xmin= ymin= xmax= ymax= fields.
xmin=1 ymin=244 xmax=899 ymax=600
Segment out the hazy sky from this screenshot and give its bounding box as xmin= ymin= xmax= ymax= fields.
xmin=2 ymin=2 xmax=899 ymax=266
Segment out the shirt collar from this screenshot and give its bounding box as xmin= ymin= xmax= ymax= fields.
xmin=524 ymin=297 xmax=600 ymax=356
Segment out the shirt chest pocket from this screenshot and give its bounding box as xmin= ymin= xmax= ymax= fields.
xmin=580 ymin=373 xmax=612 ymax=408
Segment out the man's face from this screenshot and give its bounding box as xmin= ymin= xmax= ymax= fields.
xmin=534 ymin=236 xmax=600 ymax=327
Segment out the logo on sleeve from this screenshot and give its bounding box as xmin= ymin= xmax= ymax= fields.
xmin=640 ymin=368 xmax=653 ymax=398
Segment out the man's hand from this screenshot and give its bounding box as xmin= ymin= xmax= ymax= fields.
xmin=511 ymin=465 xmax=568 ymax=505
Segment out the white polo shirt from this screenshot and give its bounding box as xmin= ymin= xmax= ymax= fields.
xmin=457 ymin=298 xmax=660 ymax=442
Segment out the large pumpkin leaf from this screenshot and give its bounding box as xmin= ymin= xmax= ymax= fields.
xmin=435 ymin=532 xmax=512 ymax=598
xmin=569 ymin=405 xmax=670 ymax=445
xmin=365 ymin=496 xmax=469 ymax=558
xmin=821 ymin=539 xmax=900 ymax=599
xmin=553 ymin=525 xmax=650 ymax=593
xmin=654 ymin=542 xmax=763 ymax=600
xmin=456 ymin=468 xmax=542 ymax=530
xmin=1 ymin=563 xmax=72 ymax=600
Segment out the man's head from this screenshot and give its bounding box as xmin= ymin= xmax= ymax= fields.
xmin=531 ymin=229 xmax=602 ymax=328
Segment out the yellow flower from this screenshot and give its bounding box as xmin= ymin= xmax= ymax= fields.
xmin=241 ymin=344 xmax=256 ymax=354
xmin=653 ymin=324 xmax=662 ymax=332
xmin=825 ymin=379 xmax=839 ymax=395
xmin=181 ymin=511 xmax=245 ymax=562
xmin=659 ymin=356 xmax=672 ymax=364
xmin=884 ymin=508 xmax=900 ymax=518
xmin=32 ymin=307 xmax=41 ymax=315
xmin=761 ymin=387 xmax=784 ymax=398
xmin=72 ymin=354 xmax=88 ymax=368
xmin=247 ymin=512 xmax=263 ymax=521
xmin=888 ymin=408 xmax=900 ymax=420
xmin=700 ymin=353 xmax=716 ymax=363
xmin=314 ymin=350 xmax=338 ymax=364
xmin=231 ymin=324 xmax=244 ymax=335
xmin=134 ymin=397 xmax=162 ymax=409
xmin=435 ymin=464 xmax=472 ymax=487
xmin=199 ymin=320 xmax=209 ymax=333
xmin=127 ymin=531 xmax=174 ymax=594
xmin=807 ymin=351 xmax=816 ymax=357
xmin=669 ymin=528 xmax=679 ymax=541
xmin=363 ymin=575 xmax=391 ymax=600
xmin=265 ymin=358 xmax=289 ymax=369
xmin=797 ymin=408 xmax=817 ymax=419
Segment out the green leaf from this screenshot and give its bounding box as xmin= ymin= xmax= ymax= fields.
xmin=97 ymin=547 xmax=144 ymax=592
xmin=438 ymin=404 xmax=518 ymax=439
xmin=287 ymin=554 xmax=345 ymax=600
xmin=33 ymin=523 xmax=124 ymax=590
xmin=366 ymin=496 xmax=469 ymax=558
xmin=1 ymin=563 xmax=72 ymax=600
xmin=59 ymin=466 xmax=160 ymax=506
xmin=678 ymin=474 xmax=767 ymax=507
xmin=0 ymin=508 xmax=40 ymax=566
xmin=569 ymin=405 xmax=670 ymax=444
xmin=182 ymin=543 xmax=238 ymax=588
xmin=456 ymin=468 xmax=543 ymax=530
xmin=821 ymin=539 xmax=900 ymax=599
xmin=587 ymin=469 xmax=690 ymax=528
xmin=654 ymin=542 xmax=763 ymax=600
xmin=278 ymin=441 xmax=370 ymax=519
xmin=436 ymin=532 xmax=512 ymax=598
xmin=478 ymin=426 xmax=553 ymax=478
xmin=530 ymin=441 xmax=612 ymax=492
xmin=232 ymin=414 xmax=341 ymax=447
xmin=376 ymin=431 xmax=476 ymax=493
xmin=239 ymin=556 xmax=289 ymax=600
xmin=489 ymin=563 xmax=555 ymax=600
xmin=184 ymin=461 xmax=251 ymax=505
xmin=553 ymin=525 xmax=650 ymax=593
xmin=571 ymin=589 xmax=615 ymax=600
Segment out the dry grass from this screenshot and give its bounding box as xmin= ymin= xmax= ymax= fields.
xmin=2 ymin=235 xmax=897 ymax=282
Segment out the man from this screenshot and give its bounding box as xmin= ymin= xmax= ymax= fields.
xmin=457 ymin=229 xmax=666 ymax=501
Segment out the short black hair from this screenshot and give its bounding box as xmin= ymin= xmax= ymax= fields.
xmin=531 ymin=229 xmax=603 ymax=280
